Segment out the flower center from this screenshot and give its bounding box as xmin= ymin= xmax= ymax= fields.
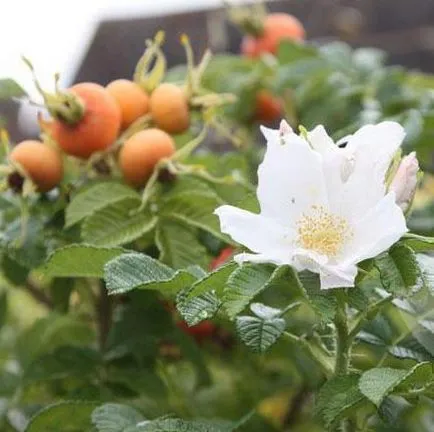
xmin=296 ymin=205 xmax=352 ymax=257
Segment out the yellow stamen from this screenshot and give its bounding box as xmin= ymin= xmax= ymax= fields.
xmin=296 ymin=205 xmax=352 ymax=257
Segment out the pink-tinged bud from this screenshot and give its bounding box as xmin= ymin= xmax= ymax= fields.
xmin=389 ymin=152 xmax=419 ymax=212
xmin=279 ymin=120 xmax=292 ymax=137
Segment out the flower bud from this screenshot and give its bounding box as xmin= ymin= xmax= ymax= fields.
xmin=389 ymin=152 xmax=419 ymax=213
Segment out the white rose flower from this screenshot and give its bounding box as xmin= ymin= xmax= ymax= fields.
xmin=215 ymin=120 xmax=409 ymax=290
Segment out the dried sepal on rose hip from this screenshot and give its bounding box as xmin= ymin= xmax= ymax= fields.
xmin=23 ymin=58 xmax=121 ymax=160
xmin=105 ymin=32 xmax=167 ymax=131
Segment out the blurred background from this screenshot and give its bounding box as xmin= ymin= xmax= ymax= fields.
xmin=2 ymin=0 xmax=434 ymax=141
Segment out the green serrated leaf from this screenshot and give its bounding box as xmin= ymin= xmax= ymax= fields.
xmin=0 ymin=78 xmax=27 ymax=100
xmin=82 ymin=198 xmax=156 ymax=247
xmin=44 ymin=244 xmax=125 ymax=278
xmin=315 ymin=374 xmax=365 ymax=428
xmin=417 ymin=254 xmax=434 ymax=296
xmin=375 ymin=243 xmax=421 ymax=295
xmin=359 ymin=362 xmax=433 ymax=407
xmin=92 ymin=403 xmax=145 ymax=432
xmin=160 ymin=191 xmax=230 ymax=243
xmin=235 ymin=314 xmax=286 ymax=353
xmin=184 ymin=262 xmax=237 ymax=300
xmin=66 ymin=182 xmax=140 ymax=228
xmin=403 ymin=233 xmax=434 ymax=252
xmin=137 ymin=417 xmax=234 ymax=432
xmin=387 ymin=344 xmax=433 ymax=362
xmin=104 ymin=253 xmax=197 ymax=295
xmin=156 ymin=219 xmax=209 ymax=269
xmin=25 ymin=401 xmax=99 ymax=432
xmin=298 ymin=271 xmax=337 ymax=322
xmin=4 ymin=218 xmax=47 ymax=269
xmin=178 ymin=291 xmax=221 ymax=326
xmin=223 ymin=264 xmax=279 ymax=319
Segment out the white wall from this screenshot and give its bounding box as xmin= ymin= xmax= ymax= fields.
xmin=0 ymin=0 xmax=264 ymax=96
xmin=1 ymin=0 xmax=272 ymax=135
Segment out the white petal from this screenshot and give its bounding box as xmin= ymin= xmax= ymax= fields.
xmin=319 ymin=264 xmax=358 ymax=290
xmin=214 ymin=205 xmax=293 ymax=256
xmin=335 ymin=121 xmax=405 ymax=220
xmin=257 ymin=127 xmax=328 ymax=225
xmin=292 ymin=248 xmax=328 ymax=272
xmin=308 ymin=125 xmax=337 ymax=155
xmin=234 ymin=252 xmax=291 ymax=266
xmin=292 ymin=248 xmax=358 ymax=289
xmin=343 ymin=192 xmax=407 ymax=265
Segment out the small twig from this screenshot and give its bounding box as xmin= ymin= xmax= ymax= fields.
xmin=96 ymin=281 xmax=112 ymax=351
xmin=284 ymin=387 xmax=310 ymax=427
xmin=23 ymin=279 xmax=53 ymax=308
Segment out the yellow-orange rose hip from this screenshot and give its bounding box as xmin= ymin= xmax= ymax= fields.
xmin=106 ymin=79 xmax=150 ymax=129
xmin=119 ymin=128 xmax=176 ymax=187
xmin=150 ymin=83 xmax=190 ymax=134
xmin=9 ymin=140 xmax=63 ymax=192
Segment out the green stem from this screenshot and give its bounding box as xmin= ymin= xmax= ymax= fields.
xmin=283 ymin=332 xmax=334 ymax=378
xmin=334 ymin=292 xmax=350 ymax=375
xmin=334 ymin=292 xmax=352 ymax=432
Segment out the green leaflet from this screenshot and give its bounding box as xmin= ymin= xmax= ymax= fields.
xmin=160 ymin=190 xmax=230 ymax=243
xmin=92 ymin=403 xmax=145 ymax=432
xmin=65 ymin=182 xmax=140 ymax=228
xmin=156 ymin=218 xmax=209 ymax=269
xmin=178 ymin=291 xmax=221 ymax=326
xmin=315 ymin=374 xmax=365 ymax=428
xmin=104 ymin=252 xmax=198 ymax=295
xmin=44 ymin=244 xmax=125 ymax=278
xmin=235 ymin=314 xmax=286 ymax=353
xmin=82 ymin=198 xmax=157 ymax=247
xmin=298 ymin=271 xmax=337 ymax=322
xmin=359 ymin=362 xmax=434 ymax=406
xmin=222 ymin=264 xmax=278 ymax=318
xmin=374 ymin=243 xmax=421 ymax=295
xmin=25 ymin=401 xmax=99 ymax=432
xmin=402 ymin=233 xmax=434 ymax=252
xmin=184 ymin=262 xmax=237 ymax=300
